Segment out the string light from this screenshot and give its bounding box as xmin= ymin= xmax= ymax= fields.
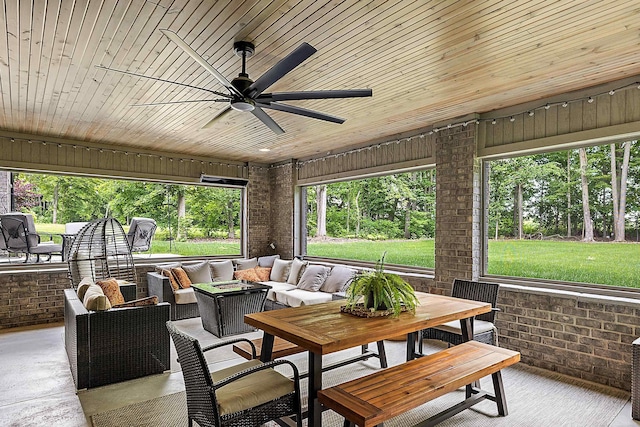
xmin=587 ymin=97 xmax=594 ymax=103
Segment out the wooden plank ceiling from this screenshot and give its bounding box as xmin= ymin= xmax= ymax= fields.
xmin=1 ymin=0 xmax=640 ymax=164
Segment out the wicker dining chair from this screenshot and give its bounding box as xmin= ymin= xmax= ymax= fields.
xmin=167 ymin=322 xmax=303 ymax=427
xmin=420 ymin=279 xmax=500 ymax=352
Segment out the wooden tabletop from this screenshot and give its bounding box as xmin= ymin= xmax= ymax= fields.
xmin=244 ymin=292 xmax=491 ymax=355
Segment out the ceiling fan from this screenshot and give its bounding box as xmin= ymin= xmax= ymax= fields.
xmin=98 ymin=29 xmax=372 ymax=134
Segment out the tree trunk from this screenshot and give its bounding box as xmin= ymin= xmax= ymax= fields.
xmin=176 ymin=193 xmax=186 ymax=239
xmin=52 ymin=182 xmax=59 ymax=224
xmin=613 ymin=142 xmax=631 ymax=241
xmin=355 ymin=190 xmax=361 ymax=236
xmin=517 ymin=183 xmax=523 ymax=239
xmin=579 ymin=148 xmax=594 ymax=242
xmin=227 ymin=199 xmax=235 ymax=239
xmin=610 ymin=144 xmax=620 ymax=239
xmin=316 ymin=185 xmax=327 ymax=237
xmin=567 ymin=151 xmax=571 ymax=237
xmin=495 ymin=214 xmax=499 ymax=240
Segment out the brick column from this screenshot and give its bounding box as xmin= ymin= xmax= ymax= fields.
xmin=0 ymin=170 xmax=10 ymax=213
xmin=246 ymin=164 xmax=271 ymax=258
xmin=268 ymin=162 xmax=295 ymax=259
xmin=434 ymin=124 xmax=481 ymax=294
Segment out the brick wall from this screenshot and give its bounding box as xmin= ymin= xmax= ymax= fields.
xmin=269 ymin=162 xmax=295 ymax=259
xmin=496 ymin=286 xmax=637 ymax=390
xmin=246 ymin=164 xmax=271 ymax=258
xmin=434 ymin=124 xmax=481 ymax=293
xmin=0 ymin=170 xmax=10 ymax=213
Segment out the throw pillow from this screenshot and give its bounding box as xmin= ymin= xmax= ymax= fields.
xmin=254 ymin=267 xmax=272 ymax=281
xmin=113 ymin=296 xmax=158 ymax=308
xmin=258 ymin=254 xmax=280 ymax=267
xmin=235 ymin=257 xmax=258 ymax=270
xmin=83 ymin=284 xmax=111 ymax=311
xmin=96 ymin=278 xmax=126 ymax=305
xmin=234 ymin=268 xmax=261 ymax=282
xmin=182 ymin=261 xmax=213 ymax=284
xmin=320 ymin=266 xmax=357 ymax=293
xmin=210 ymin=260 xmax=234 ymax=281
xmin=297 ymin=265 xmax=331 ymax=292
xmin=154 ymin=262 xmax=182 ymax=274
xmin=171 ymin=267 xmax=192 ymax=289
xmin=161 ymin=269 xmax=180 ymax=291
xmin=270 ymin=258 xmax=293 ymax=282
xmin=287 ymin=258 xmax=308 ymax=285
xmin=76 ymin=277 xmax=94 ymax=301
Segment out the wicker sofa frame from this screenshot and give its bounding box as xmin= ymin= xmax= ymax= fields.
xmin=64 ymin=288 xmax=171 ymax=389
xmin=148 ymin=271 xmax=200 ymax=320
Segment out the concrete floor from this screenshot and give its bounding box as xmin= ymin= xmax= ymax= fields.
xmin=0 ymin=320 xmax=639 ymax=427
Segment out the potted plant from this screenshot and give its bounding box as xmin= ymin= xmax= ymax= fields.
xmin=344 ymin=252 xmax=419 ymax=317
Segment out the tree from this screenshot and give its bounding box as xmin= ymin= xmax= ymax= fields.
xmin=578 ymin=148 xmax=594 ymax=241
xmin=610 ymin=141 xmax=632 ymax=241
xmin=316 ymin=185 xmax=327 ymax=237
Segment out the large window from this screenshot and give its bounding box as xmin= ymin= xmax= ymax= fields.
xmin=0 ymin=172 xmax=242 ymax=264
xmin=303 ymin=170 xmax=435 ymax=269
xmin=486 ymin=141 xmax=639 ymax=288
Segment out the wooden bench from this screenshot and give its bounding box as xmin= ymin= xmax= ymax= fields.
xmin=318 ymin=341 xmax=520 ymax=427
xmin=233 ymin=336 xmax=304 ymax=360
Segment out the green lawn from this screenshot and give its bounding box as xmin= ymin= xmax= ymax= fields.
xmin=307 ymin=238 xmax=639 ymax=289
xmin=30 ymin=223 xmax=640 ymax=288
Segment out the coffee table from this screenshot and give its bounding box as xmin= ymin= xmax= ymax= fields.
xmin=192 ymin=280 xmax=271 ymax=337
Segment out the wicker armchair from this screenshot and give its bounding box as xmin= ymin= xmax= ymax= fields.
xmin=167 ymin=321 xmax=302 ymax=427
xmin=420 ymin=279 xmax=500 ymax=351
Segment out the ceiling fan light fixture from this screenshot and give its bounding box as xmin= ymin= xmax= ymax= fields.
xmin=230 ymin=99 xmax=255 ymax=112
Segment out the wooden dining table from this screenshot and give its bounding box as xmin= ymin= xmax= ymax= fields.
xmin=244 ymin=291 xmax=491 ymax=427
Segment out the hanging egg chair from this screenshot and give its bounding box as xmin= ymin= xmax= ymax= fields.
xmin=67 ymin=218 xmax=136 ymax=288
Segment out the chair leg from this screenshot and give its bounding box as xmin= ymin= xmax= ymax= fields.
xmin=188 ymin=417 xmax=193 ymax=427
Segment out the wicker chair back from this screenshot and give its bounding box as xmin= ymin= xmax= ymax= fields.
xmin=451 ymin=279 xmax=500 ymax=323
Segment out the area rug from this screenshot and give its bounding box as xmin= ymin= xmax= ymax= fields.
xmin=91 ymin=358 xmax=629 ymax=427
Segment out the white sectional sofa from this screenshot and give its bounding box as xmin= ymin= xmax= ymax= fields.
xmin=147 ymin=255 xmax=357 ymax=320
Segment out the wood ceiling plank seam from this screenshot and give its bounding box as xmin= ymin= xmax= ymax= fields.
xmin=109 ymin=0 xmax=252 ymax=132
xmin=25 ymin=0 xmax=49 ymax=129
xmin=32 ymin=0 xmax=80 ymax=133
xmin=77 ymin=0 xmax=198 ymax=140
xmin=84 ymin=0 xmax=191 ymax=134
xmin=286 ymin=0 xmax=620 ymax=96
xmin=2 ymin=0 xmax=20 ymax=128
xmin=39 ymin=0 xmax=92 ymax=135
xmin=0 ymin=0 xmax=14 ymax=126
xmin=18 ymin=0 xmax=35 ymax=129
xmin=284 ymin=0 xmax=562 ymax=98
xmin=62 ymin=0 xmax=136 ymax=136
xmin=54 ymin=0 xmax=121 ymax=132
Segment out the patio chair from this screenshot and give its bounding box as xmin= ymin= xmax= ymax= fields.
xmin=126 ymin=217 xmax=157 ymax=253
xmin=0 ymin=212 xmax=62 ymax=263
xmin=419 ymin=279 xmax=500 ymax=351
xmin=167 ymin=321 xmax=303 ymax=427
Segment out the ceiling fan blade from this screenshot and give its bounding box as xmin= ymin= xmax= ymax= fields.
xmin=251 ymin=107 xmax=285 ymax=134
xmin=160 ymin=29 xmax=243 ymax=98
xmin=246 ymin=42 xmax=317 ymax=98
xmin=202 ymin=106 xmax=232 ymax=129
xmin=257 ymin=102 xmax=344 ymax=124
xmin=258 ymin=89 xmax=372 ymax=102
xmin=96 ymin=65 xmax=230 ymax=98
xmin=131 ymin=99 xmax=229 ymax=107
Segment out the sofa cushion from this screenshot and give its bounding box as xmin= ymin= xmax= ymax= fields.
xmin=286 ymin=258 xmax=308 ymax=285
xmin=297 ymin=265 xmax=331 ymax=292
xmin=154 ymin=262 xmax=182 ymax=274
xmin=171 ymin=267 xmax=192 ymax=289
xmin=254 ymin=267 xmax=272 ymax=281
xmin=270 ymin=259 xmax=293 ymax=282
xmin=160 ymin=269 xmax=180 ymax=291
xmin=210 ymin=260 xmax=234 ymax=281
xmin=182 ymin=261 xmax=213 ymax=284
xmin=96 ymin=278 xmax=126 ymax=305
xmin=83 ymin=284 xmax=112 ymax=311
xmin=320 ymin=266 xmax=357 ymax=293
xmin=174 ymin=288 xmax=197 ymax=305
xmin=76 ymin=277 xmax=94 ymax=301
xmin=234 ymin=268 xmax=261 ymax=282
xmin=261 ymin=281 xmax=298 ymax=301
xmin=274 ymin=289 xmax=333 ymax=307
xmin=236 ymin=257 xmax=258 ymax=270
xmin=113 ymin=296 xmax=159 ymax=308
xmin=258 ymin=254 xmax=280 ymax=267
